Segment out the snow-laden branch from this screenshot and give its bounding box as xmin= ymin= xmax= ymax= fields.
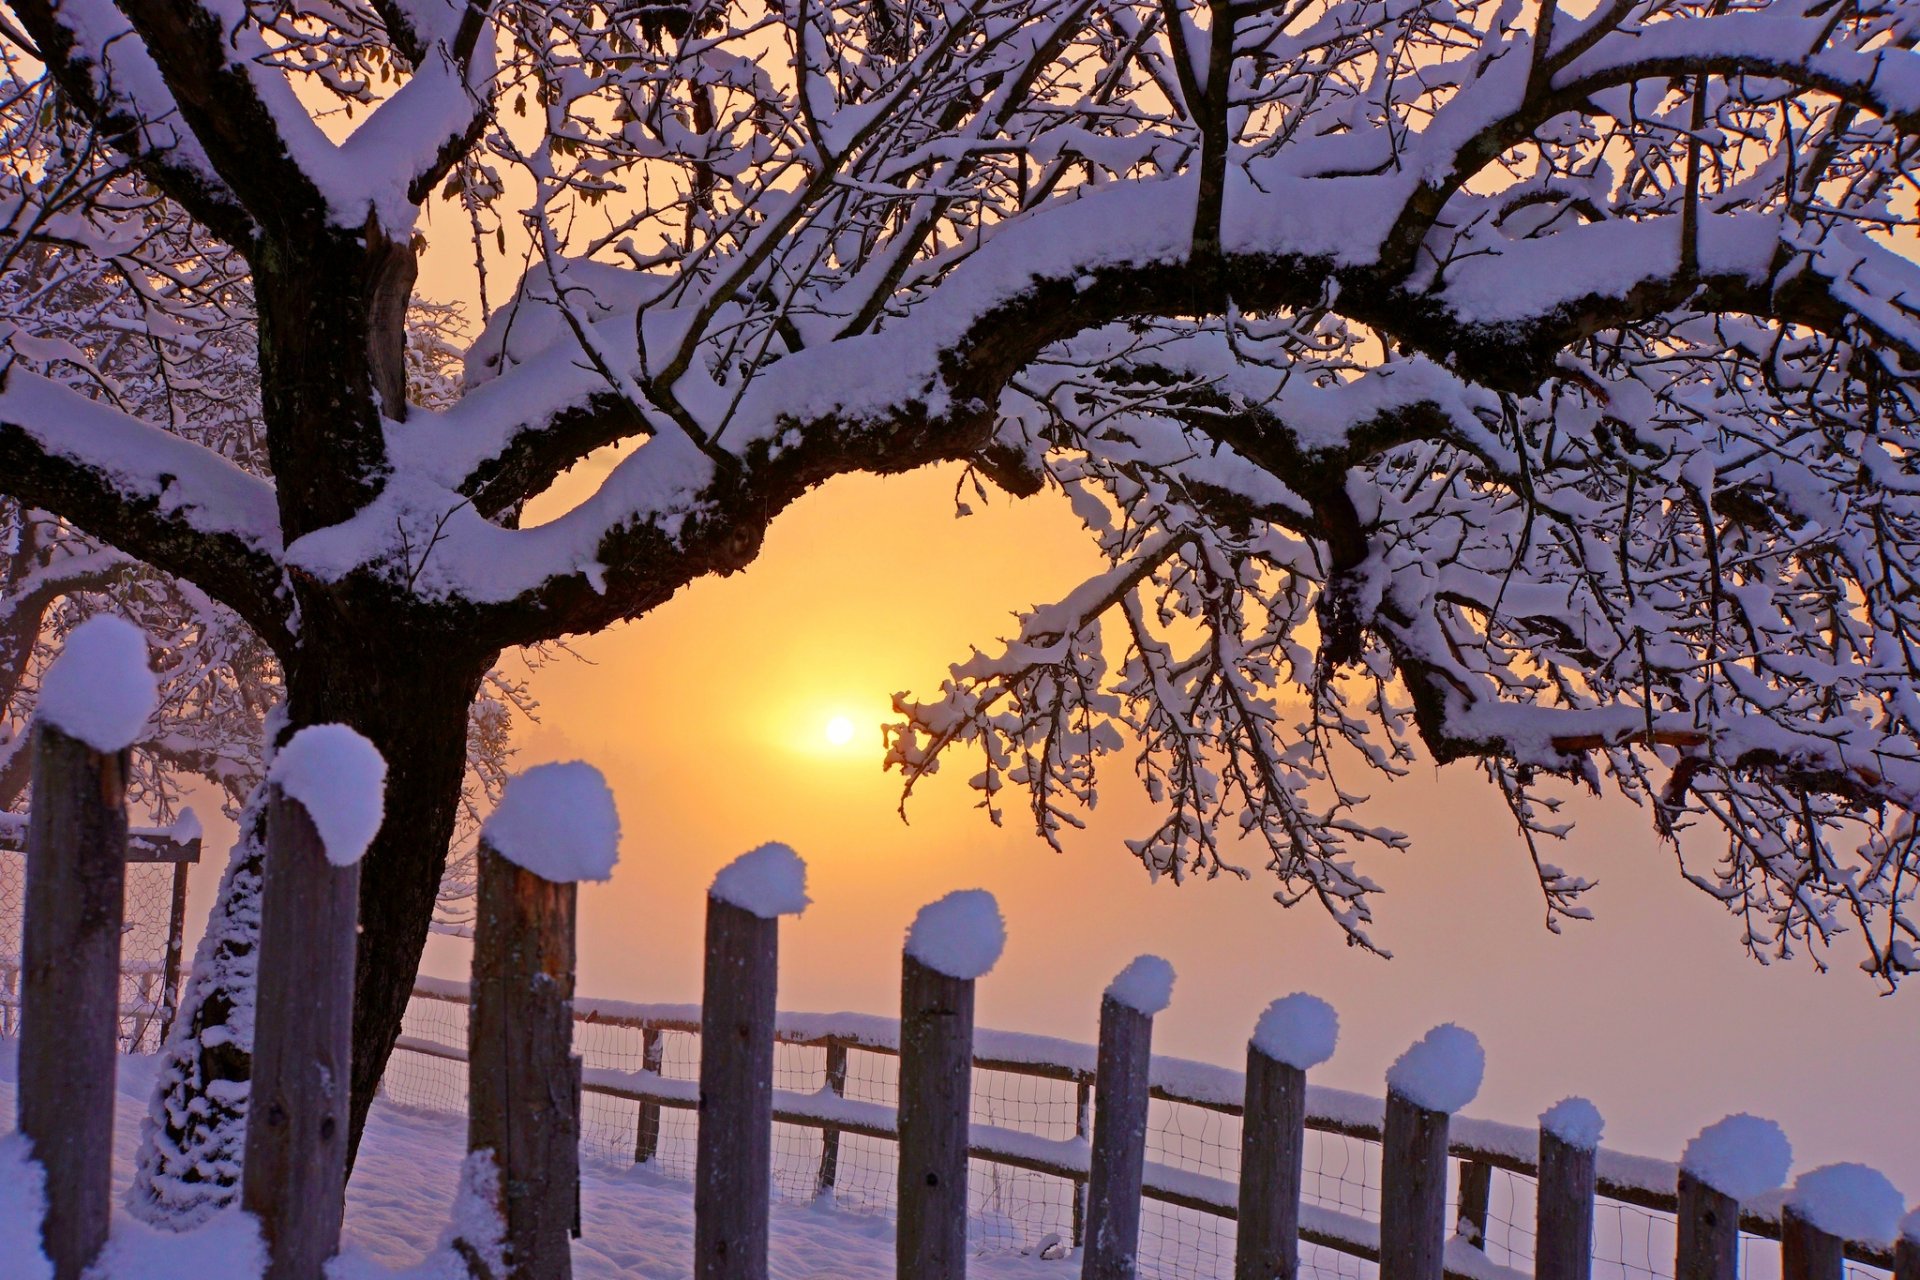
xmin=0 ymin=367 xmax=288 ymax=644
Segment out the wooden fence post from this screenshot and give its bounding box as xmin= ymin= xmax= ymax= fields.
xmin=1897 ymin=1217 xmax=1919 ymax=1280
xmin=695 ymin=842 xmax=809 ymax=1280
xmin=463 ymin=762 xmax=620 ymax=1280
xmin=1455 ymin=1162 xmax=1493 ymax=1249
xmin=815 ymin=1040 xmax=849 ymax=1197
xmin=1380 ymin=1025 xmax=1484 ymax=1280
xmin=1675 ymin=1172 xmax=1740 ymax=1280
xmin=1082 ymin=957 xmax=1172 ymax=1280
xmin=1536 ymin=1100 xmax=1602 ymax=1280
xmin=634 ymin=1028 xmax=665 ymax=1164
xmin=243 ymin=727 xmax=385 ymax=1280
xmin=157 ymin=854 xmax=193 ymax=1044
xmin=17 ymin=723 xmax=132 ymax=1280
xmin=1782 ymin=1205 xmax=1845 ymax=1280
xmin=1783 ymin=1166 xmax=1904 ymax=1280
xmin=1676 ymin=1115 xmax=1790 ymax=1280
xmin=1071 ymin=1080 xmax=1092 ymax=1249
xmin=898 ymin=890 xmax=1006 ymax=1280
xmin=468 ymin=841 xmax=580 ymax=1280
xmin=1237 ymin=994 xmax=1337 ymax=1280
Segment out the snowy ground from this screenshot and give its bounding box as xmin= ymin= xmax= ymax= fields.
xmin=0 ymin=1044 xmax=1062 ymax=1279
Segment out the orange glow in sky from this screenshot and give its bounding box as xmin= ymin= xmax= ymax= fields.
xmin=172 ymin=353 xmax=1919 ymax=1194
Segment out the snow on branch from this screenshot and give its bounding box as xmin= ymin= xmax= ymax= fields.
xmin=0 ymin=369 xmax=289 ymax=644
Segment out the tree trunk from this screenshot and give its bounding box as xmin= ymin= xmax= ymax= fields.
xmin=279 ymin=636 xmax=491 ymax=1166
xmin=132 ymin=638 xmax=490 ymax=1223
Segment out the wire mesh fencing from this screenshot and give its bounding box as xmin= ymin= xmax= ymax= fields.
xmin=382 ymin=987 xmax=1901 ymax=1280
xmin=0 ymin=846 xmax=182 ymax=1052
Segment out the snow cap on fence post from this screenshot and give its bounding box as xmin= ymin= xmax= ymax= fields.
xmin=36 ymin=614 xmax=159 ymax=753
xmin=905 ymin=889 xmax=1006 ymax=979
xmin=710 ymin=842 xmax=810 ymax=918
xmin=1903 ymin=1208 xmax=1920 ymax=1243
xmin=1385 ymin=1022 xmax=1484 ymax=1113
xmin=267 ymin=724 xmax=388 ymax=867
xmin=482 ymin=760 xmax=621 ymax=883
xmin=1539 ymin=1097 xmax=1605 ymax=1151
xmin=1787 ymin=1165 xmax=1905 ymax=1245
xmin=1105 ymin=954 xmax=1175 ymax=1015
xmin=1251 ymin=993 xmax=1339 ymax=1070
xmin=1681 ymin=1114 xmax=1793 ymax=1202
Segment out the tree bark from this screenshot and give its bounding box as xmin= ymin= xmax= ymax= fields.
xmin=279 ymin=635 xmax=493 ymax=1166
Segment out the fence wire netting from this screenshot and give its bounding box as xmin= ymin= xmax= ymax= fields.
xmin=383 ymin=992 xmax=1895 ymax=1280
xmin=0 ymin=847 xmax=179 ymax=1052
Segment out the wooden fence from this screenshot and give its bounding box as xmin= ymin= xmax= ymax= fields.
xmin=0 ymin=810 xmax=200 ymax=1048
xmin=392 ymin=976 xmax=1908 ymax=1280
xmin=6 ymin=664 xmax=1911 ymax=1280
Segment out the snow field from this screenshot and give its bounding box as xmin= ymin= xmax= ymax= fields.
xmin=0 ymin=1046 xmax=1062 ymax=1279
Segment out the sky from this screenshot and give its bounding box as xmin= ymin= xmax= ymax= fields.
xmin=172 ymin=454 xmax=1920 ymax=1193
xmin=145 ymin=104 xmax=1918 ymax=1199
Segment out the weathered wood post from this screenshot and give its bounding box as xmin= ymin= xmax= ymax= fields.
xmin=1898 ymin=1212 xmax=1920 ymax=1280
xmin=1783 ymin=1165 xmax=1904 ymax=1280
xmin=696 ymin=843 xmax=811 ymax=1280
xmin=243 ymin=724 xmax=388 ymax=1280
xmin=1236 ymin=994 xmax=1338 ymax=1280
xmin=634 ymin=1028 xmax=666 ymax=1164
xmin=815 ymin=1040 xmax=850 ymax=1197
xmin=1380 ymin=1024 xmax=1484 ymax=1280
xmin=1071 ymin=1080 xmax=1092 ymax=1248
xmin=1675 ymin=1114 xmax=1790 ymax=1280
xmin=157 ymin=817 xmax=201 ymax=1044
xmin=1455 ymin=1162 xmax=1493 ymax=1250
xmin=1536 ymin=1099 xmax=1602 ymax=1280
xmin=898 ymin=890 xmax=1006 ymax=1280
xmin=17 ymin=617 xmax=156 ymax=1280
xmin=1082 ymin=956 xmax=1174 ymax=1280
xmin=460 ymin=762 xmax=622 ymax=1280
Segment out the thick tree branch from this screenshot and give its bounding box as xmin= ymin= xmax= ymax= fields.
xmin=0 ymin=369 xmax=289 ymax=648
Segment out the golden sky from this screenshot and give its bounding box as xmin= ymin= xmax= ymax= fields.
xmin=149 ymin=103 xmax=1920 ymax=1195
xmin=377 ymin=461 xmax=1919 ymax=1188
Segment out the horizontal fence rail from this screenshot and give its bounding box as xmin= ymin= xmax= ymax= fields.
xmin=0 ymin=812 xmax=201 ymax=1052
xmin=390 ymin=979 xmax=1899 ymax=1279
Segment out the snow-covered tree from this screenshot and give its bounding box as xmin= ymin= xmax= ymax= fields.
xmin=3 ymin=0 xmax=1919 ymax=1213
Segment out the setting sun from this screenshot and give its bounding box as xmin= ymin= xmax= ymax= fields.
xmin=824 ymin=715 xmax=856 ymax=747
